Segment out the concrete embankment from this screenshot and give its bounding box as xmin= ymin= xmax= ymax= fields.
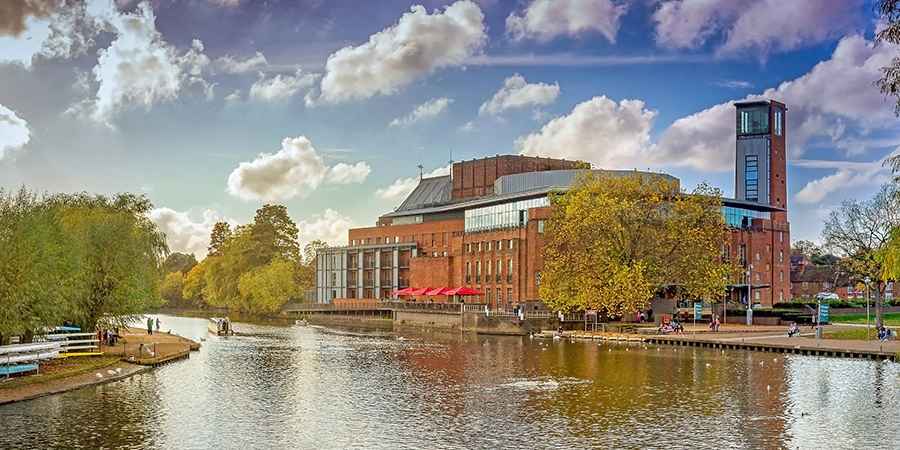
xmin=0 ymin=361 xmax=150 ymax=406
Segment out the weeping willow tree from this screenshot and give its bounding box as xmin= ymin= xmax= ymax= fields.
xmin=0 ymin=189 xmax=167 ymax=342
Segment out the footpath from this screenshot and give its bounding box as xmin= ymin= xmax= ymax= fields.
xmin=547 ymin=324 xmax=900 ymax=362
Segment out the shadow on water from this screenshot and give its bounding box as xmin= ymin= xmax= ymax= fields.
xmin=2 ymin=314 xmax=899 ymax=449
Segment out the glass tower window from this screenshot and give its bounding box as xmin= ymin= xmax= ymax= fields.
xmin=464 ymin=196 xmax=549 ymax=233
xmin=744 ymin=155 xmax=759 ymax=202
xmin=722 ymin=206 xmax=770 ymax=228
xmin=737 ymin=106 xmax=769 ymax=135
xmin=774 ymin=109 xmax=783 ymax=136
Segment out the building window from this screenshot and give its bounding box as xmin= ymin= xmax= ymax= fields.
xmin=497 ymin=288 xmax=502 ymax=306
xmin=507 ymin=259 xmax=513 ymax=283
xmin=487 ymin=260 xmax=492 ymax=279
xmin=508 ymin=239 xmax=514 ymax=249
xmin=466 ymin=243 xmax=471 ymax=253
xmin=774 ymin=109 xmax=783 ymax=136
xmin=778 ymin=250 xmax=783 ymax=263
xmin=486 ymin=289 xmax=492 ymax=305
xmin=476 ymin=261 xmax=482 ymax=283
xmin=779 ymin=291 xmax=784 ymax=302
xmin=538 ymin=220 xmax=545 ymax=234
xmin=755 ymin=252 xmax=760 ymax=262
xmin=496 ymin=259 xmax=502 ymax=282
xmin=779 ymin=231 xmax=784 ymax=243
xmin=487 ymin=241 xmax=492 ymax=251
xmin=478 ymin=242 xmax=482 ymax=252
xmin=738 ymin=106 xmax=769 ymax=135
xmin=779 ymin=271 xmax=784 ymax=282
xmin=754 ymin=291 xmax=760 ymax=301
xmin=745 ymin=155 xmax=759 ymax=202
xmin=507 ymin=288 xmax=513 ymax=304
xmin=497 ymin=240 xmax=503 ymax=251
xmin=466 ymin=262 xmax=471 ymax=283
xmin=394 ymin=236 xmax=399 ymax=243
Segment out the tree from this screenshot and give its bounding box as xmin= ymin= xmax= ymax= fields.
xmin=162 ymin=252 xmax=198 ymax=274
xmin=791 ymin=240 xmax=821 ymax=258
xmin=58 ymin=193 xmax=168 ymax=330
xmin=161 ymin=271 xmax=185 ymax=305
xmin=876 ymin=0 xmax=900 ymax=175
xmin=539 ymin=173 xmax=729 ymax=316
xmin=182 ymin=261 xmax=208 ymax=305
xmin=208 ymin=222 xmax=232 ymax=256
xmin=237 ymin=259 xmax=300 ymax=313
xmin=299 ymin=240 xmax=327 ymax=294
xmin=250 ymin=204 xmax=301 ymax=264
xmin=823 ymin=184 xmax=900 ymax=327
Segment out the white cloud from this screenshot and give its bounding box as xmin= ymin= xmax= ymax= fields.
xmin=389 ymin=97 xmax=453 ymax=127
xmin=227 ymin=136 xmax=370 ymax=201
xmin=517 ymin=96 xmax=656 ymax=169
xmin=224 ymin=89 xmax=242 ymax=103
xmin=479 ymin=74 xmax=559 ymax=115
xmin=715 ymin=80 xmax=752 ymax=89
xmin=150 ymin=207 xmax=229 ymax=259
xmin=215 ymin=51 xmax=268 ymax=74
xmin=0 ymin=1 xmax=100 ymax=69
xmin=459 ymin=121 xmax=476 ymax=132
xmin=375 ymin=164 xmax=451 ymax=203
xmin=317 ymin=0 xmax=486 ymax=103
xmin=87 ymin=1 xmax=211 ymax=124
xmin=327 ymin=162 xmax=372 ymax=184
xmin=506 ymin=0 xmax=628 ymax=43
xmin=653 ymin=0 xmax=862 ymax=57
xmin=209 ymin=0 xmax=241 ymax=7
xmin=249 ymin=69 xmax=318 ymax=102
xmin=794 ymin=153 xmax=897 ymax=204
xmin=0 ymin=104 xmax=30 ymax=159
xmin=297 ymin=209 xmax=354 ymax=248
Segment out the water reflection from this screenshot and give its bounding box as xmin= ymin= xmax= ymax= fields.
xmin=1 ymin=315 xmax=898 ymax=449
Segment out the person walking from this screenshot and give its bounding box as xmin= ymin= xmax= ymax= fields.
xmin=147 ymin=317 xmax=153 ymax=335
xmin=155 ymin=317 xmax=161 ymax=333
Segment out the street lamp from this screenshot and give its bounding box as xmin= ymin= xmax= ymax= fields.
xmin=746 ymin=264 xmax=754 ymax=326
xmin=865 ymin=276 xmax=871 ymax=340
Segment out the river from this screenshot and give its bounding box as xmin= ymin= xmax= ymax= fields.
xmin=1 ymin=314 xmax=899 ymax=449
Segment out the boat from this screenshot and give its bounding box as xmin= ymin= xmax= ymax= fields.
xmin=208 ymin=317 xmax=233 ymax=336
xmin=295 ymin=319 xmax=309 ymax=326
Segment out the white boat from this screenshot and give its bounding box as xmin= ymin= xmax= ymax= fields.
xmin=295 ymin=319 xmax=309 ymax=326
xmin=208 ymin=318 xmax=233 ymax=336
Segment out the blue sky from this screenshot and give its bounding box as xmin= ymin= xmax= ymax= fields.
xmin=1 ymin=0 xmax=898 ymax=257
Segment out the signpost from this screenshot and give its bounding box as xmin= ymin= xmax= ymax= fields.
xmin=819 ymin=303 xmax=830 ymax=325
xmin=693 ymin=302 xmax=702 ymax=331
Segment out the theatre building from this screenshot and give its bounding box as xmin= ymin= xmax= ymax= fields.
xmin=316 ymin=100 xmax=791 ymax=308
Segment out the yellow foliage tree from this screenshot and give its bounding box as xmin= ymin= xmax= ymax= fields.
xmin=539 ymin=173 xmax=729 ymax=316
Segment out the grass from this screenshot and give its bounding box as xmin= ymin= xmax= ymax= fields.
xmin=824 ymin=328 xmax=872 ymax=341
xmin=0 ymin=355 xmax=120 ymax=390
xmin=830 ymin=312 xmax=900 ymax=326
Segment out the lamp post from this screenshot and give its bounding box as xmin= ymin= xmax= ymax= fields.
xmin=865 ymin=276 xmax=871 ymax=340
xmin=746 ymin=264 xmax=753 ymax=326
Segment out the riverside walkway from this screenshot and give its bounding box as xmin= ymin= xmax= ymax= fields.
xmin=552 ymin=324 xmax=900 ymax=362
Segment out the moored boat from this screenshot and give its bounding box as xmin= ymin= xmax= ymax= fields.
xmin=208 ymin=317 xmax=233 ymax=336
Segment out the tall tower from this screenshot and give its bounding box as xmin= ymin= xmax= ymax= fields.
xmin=735 ymin=100 xmax=787 ymax=222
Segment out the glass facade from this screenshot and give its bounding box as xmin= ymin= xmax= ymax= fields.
xmin=737 ymin=106 xmax=769 ymax=135
xmin=722 ymin=206 xmax=770 ymax=228
xmin=464 ymin=197 xmax=549 ymax=233
xmin=744 ymin=155 xmax=759 ymax=202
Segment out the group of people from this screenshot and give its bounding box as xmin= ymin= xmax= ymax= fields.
xmin=708 ymin=315 xmax=721 ymax=332
xmin=97 ymin=327 xmax=119 ymax=346
xmin=147 ymin=317 xmax=161 ymax=335
xmin=658 ymin=318 xmax=684 ymax=334
xmin=877 ymin=325 xmax=894 ymax=341
xmin=787 ymin=322 xmax=801 ymax=337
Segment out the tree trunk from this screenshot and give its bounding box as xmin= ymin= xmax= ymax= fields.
xmin=23 ymin=329 xmax=34 ymax=344
xmin=876 ymin=282 xmax=883 ymax=329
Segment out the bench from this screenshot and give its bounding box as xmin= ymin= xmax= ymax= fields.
xmin=0 ymin=341 xmax=62 ymax=378
xmin=46 ymin=332 xmax=101 ymax=354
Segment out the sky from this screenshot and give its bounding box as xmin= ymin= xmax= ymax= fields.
xmin=1 ymin=0 xmax=899 ymax=259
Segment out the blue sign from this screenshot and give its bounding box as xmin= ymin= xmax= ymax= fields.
xmin=694 ymin=302 xmax=703 ymax=321
xmin=819 ymin=304 xmax=830 ymax=324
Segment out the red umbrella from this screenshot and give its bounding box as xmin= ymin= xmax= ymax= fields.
xmin=445 ymin=287 xmax=483 ymax=296
xmin=393 ymin=287 xmax=415 ymax=296
xmin=425 ymin=287 xmax=452 ymax=296
xmin=408 ymin=287 xmax=431 ymax=296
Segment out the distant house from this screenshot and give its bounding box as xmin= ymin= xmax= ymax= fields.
xmin=790 ymin=255 xmax=897 ymax=301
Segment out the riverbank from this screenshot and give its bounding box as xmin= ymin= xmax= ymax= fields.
xmin=546 ymin=324 xmax=900 ymax=361
xmin=0 ymin=323 xmax=201 ymax=405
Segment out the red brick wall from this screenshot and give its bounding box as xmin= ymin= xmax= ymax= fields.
xmin=727 ymin=218 xmax=791 ymax=307
xmin=348 ymin=219 xmax=463 ymax=257
xmin=769 ymin=101 xmax=788 ymax=221
xmin=409 ymin=257 xmax=452 ymax=288
xmin=451 ymin=155 xmax=581 ymax=200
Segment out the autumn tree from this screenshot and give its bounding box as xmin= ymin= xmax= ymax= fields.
xmin=208 ymin=222 xmax=232 ymax=256
xmin=162 ymin=252 xmax=198 ymax=274
xmin=161 ymin=271 xmax=185 ymax=305
xmin=823 ymin=184 xmax=900 ymax=327
xmin=299 ymin=240 xmax=327 ymax=294
xmin=539 ymin=173 xmax=729 ymax=317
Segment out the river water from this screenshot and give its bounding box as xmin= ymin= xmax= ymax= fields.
xmin=1 ymin=314 xmax=899 ymax=449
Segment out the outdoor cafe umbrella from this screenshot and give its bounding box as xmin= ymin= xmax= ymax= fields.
xmin=425 ymin=287 xmax=453 ymax=296
xmin=392 ymin=287 xmax=415 ymax=296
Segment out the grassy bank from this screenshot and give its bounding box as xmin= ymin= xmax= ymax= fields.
xmin=0 ymin=356 xmax=120 ymax=390
xmin=831 ymin=312 xmax=900 ymax=326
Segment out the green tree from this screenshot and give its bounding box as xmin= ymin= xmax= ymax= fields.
xmin=208 ymin=222 xmax=232 ymax=256
xmin=182 ymin=261 xmax=208 ymax=305
xmin=540 ymin=173 xmax=729 ymax=316
xmin=823 ymin=184 xmax=900 ymax=327
xmin=162 ymin=252 xmax=198 ymax=274
xmin=238 ymin=259 xmax=300 ymax=313
xmin=250 ymin=204 xmax=301 ymax=264
xmin=876 ymin=1 xmax=900 ymax=175
xmin=161 ymin=271 xmax=185 ymax=305
xmin=299 ymin=240 xmax=327 ymax=294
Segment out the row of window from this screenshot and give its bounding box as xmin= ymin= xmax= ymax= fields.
xmin=350 ymin=232 xmax=450 ymax=247
xmin=722 ymin=206 xmax=770 ymax=228
xmin=465 ymin=239 xmax=516 ymax=253
xmin=465 ymin=259 xmax=514 ymax=284
xmin=737 ymin=105 xmax=783 ymax=136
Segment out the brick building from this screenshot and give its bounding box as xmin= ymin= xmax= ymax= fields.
xmin=317 ymin=100 xmax=792 ymax=308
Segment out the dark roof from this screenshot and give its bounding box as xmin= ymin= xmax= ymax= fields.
xmin=383 ymin=185 xmax=559 ymax=218
xmin=395 ymin=175 xmax=451 ymax=212
xmin=721 ymin=197 xmax=785 ymax=212
xmin=791 ymin=265 xmax=850 ymax=284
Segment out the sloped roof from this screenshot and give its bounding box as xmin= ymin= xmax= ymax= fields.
xmin=395 ymin=175 xmax=452 ymax=212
